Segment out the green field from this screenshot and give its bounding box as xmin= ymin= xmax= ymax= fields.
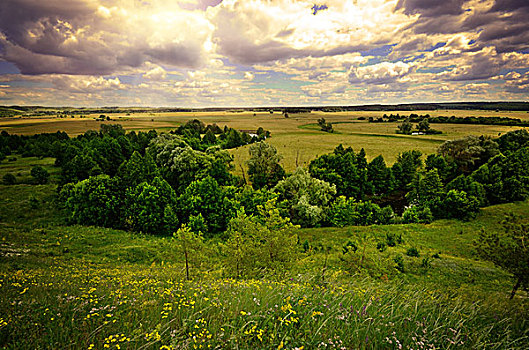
xmin=2 ymin=109 xmax=527 ymax=174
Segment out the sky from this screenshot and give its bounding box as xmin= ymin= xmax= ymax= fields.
xmin=0 ymin=0 xmax=528 ymax=107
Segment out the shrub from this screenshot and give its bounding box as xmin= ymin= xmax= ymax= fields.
xmin=440 ymin=189 xmax=480 ymax=220
xmin=342 ymin=240 xmax=358 ymax=254
xmin=385 ymin=232 xmax=403 ymax=247
xmin=394 ymin=255 xmax=405 ymax=273
xmin=29 ymin=195 xmax=39 ymax=209
xmin=406 ymin=247 xmax=420 ymax=257
xmin=402 ymin=206 xmax=433 ymax=224
xmin=302 ymin=240 xmax=310 ymax=253
xmin=3 ymin=173 xmax=16 ymax=185
xmin=330 ymin=197 xmax=384 ymax=226
xmin=31 ymin=165 xmax=49 ymax=184
xmin=376 ymin=241 xmax=387 ymax=252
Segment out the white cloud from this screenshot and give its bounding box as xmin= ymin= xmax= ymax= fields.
xmin=348 ymin=61 xmax=415 ymax=85
xmin=143 ymin=66 xmax=167 ymax=81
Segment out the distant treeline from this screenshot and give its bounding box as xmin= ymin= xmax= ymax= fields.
xmin=368 ymin=113 xmax=529 ymax=127
xmin=2 ymin=101 xmax=529 ymax=117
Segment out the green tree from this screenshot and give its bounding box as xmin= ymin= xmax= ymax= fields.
xmin=417 ymin=119 xmax=431 ymax=133
xmin=177 ymin=176 xmax=237 ymax=237
xmin=235 ymin=186 xmax=278 ymax=217
xmin=273 ymin=167 xmax=336 ymax=227
xmin=173 ymin=224 xmax=205 ymax=280
xmin=425 ymin=154 xmax=456 ymax=183
xmin=476 ymin=214 xmax=529 ymax=299
xmin=309 ymin=145 xmax=366 ymax=199
xmin=61 ymin=153 xmax=97 ymax=184
xmin=396 ymin=119 xmax=413 ymax=135
xmin=446 ymin=175 xmax=486 ymax=206
xmin=202 ymin=129 xmax=217 ymax=145
xmin=64 ymin=175 xmax=123 ymax=228
xmin=438 ymin=135 xmax=499 ymax=174
xmin=497 ymin=129 xmax=529 ymax=155
xmin=224 ymin=129 xmax=243 ymax=149
xmin=247 ymin=142 xmax=286 ymax=190
xmin=392 ymin=150 xmax=422 ymax=190
xmin=117 ymin=151 xmax=159 ymax=187
xmin=440 ymin=189 xmax=480 ymax=220
xmin=406 ymin=169 xmax=444 ymax=211
xmin=224 ymin=201 xmax=299 ymax=277
xmin=223 ymin=210 xmax=263 ymax=278
xmin=317 ymin=118 xmax=333 ymax=133
xmin=124 ymin=176 xmax=178 ymax=235
xmin=367 ymin=155 xmax=394 ymax=194
xmin=472 ymin=147 xmax=529 ymax=204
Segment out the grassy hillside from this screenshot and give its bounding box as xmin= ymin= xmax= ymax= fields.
xmin=1 ymin=182 xmax=528 ymax=349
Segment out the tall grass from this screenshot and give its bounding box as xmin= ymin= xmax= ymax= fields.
xmin=1 ymin=261 xmax=527 ymax=349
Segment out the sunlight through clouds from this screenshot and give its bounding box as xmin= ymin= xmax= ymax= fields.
xmin=0 ymin=0 xmax=527 ymax=106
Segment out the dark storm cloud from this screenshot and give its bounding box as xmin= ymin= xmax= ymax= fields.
xmin=489 ymin=0 xmax=529 ymax=12
xmin=394 ymin=0 xmax=529 ymax=58
xmin=395 ymin=0 xmax=466 ymax=16
xmin=214 ymin=35 xmax=371 ymax=65
xmin=0 ymin=0 xmax=206 ymax=75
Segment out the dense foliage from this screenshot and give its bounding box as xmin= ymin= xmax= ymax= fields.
xmin=2 ymin=123 xmax=529 ymax=238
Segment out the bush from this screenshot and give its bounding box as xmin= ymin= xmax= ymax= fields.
xmin=421 ymin=256 xmax=431 ymax=268
xmin=376 ymin=241 xmax=387 ymax=252
xmin=31 ymin=165 xmax=49 ymax=184
xmin=330 ymin=197 xmax=384 ymax=226
xmin=385 ymin=232 xmax=403 ymax=247
xmin=394 ymin=255 xmax=405 ymax=273
xmin=440 ymin=189 xmax=480 ymax=220
xmin=342 ymin=240 xmax=358 ymax=254
xmin=3 ymin=173 xmax=16 ymax=185
xmin=406 ymin=247 xmax=420 ymax=257
xmin=29 ymin=195 xmax=39 ymax=209
xmin=302 ymin=240 xmax=310 ymax=253
xmin=402 ymin=206 xmax=433 ymax=224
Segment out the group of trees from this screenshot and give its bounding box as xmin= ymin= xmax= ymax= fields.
xmin=396 ymin=118 xmax=442 ymax=135
xmin=377 ymin=113 xmax=529 ymax=127
xmin=170 ymin=119 xmax=270 ymax=151
xmin=317 ymin=118 xmax=333 ymax=133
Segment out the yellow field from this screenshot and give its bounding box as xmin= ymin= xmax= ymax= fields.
xmin=1 ymin=109 xmax=527 ymax=174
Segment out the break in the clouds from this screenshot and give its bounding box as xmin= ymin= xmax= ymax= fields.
xmin=0 ymin=0 xmax=527 ymax=106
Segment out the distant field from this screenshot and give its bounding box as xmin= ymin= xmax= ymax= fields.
xmin=1 ymin=109 xmax=528 ymax=174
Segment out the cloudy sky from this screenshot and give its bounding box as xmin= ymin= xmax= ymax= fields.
xmin=0 ymin=0 xmax=528 ymax=107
